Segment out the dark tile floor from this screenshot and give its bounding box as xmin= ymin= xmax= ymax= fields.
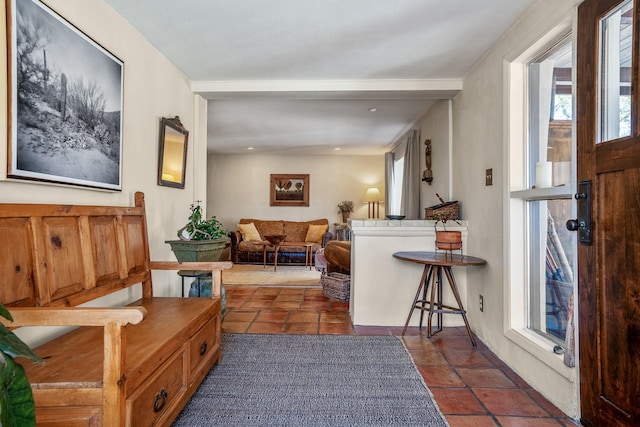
xmin=223 ymin=285 xmax=580 ymax=426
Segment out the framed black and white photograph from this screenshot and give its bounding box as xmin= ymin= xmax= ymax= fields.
xmin=7 ymin=0 xmax=123 ymax=190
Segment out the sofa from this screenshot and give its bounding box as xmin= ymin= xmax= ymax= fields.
xmin=229 ymin=218 xmax=332 ymax=265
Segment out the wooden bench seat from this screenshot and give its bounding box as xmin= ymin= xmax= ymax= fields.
xmin=0 ymin=192 xmax=231 ymax=426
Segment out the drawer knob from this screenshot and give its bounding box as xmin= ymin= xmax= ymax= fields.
xmin=153 ymin=388 xmax=168 ymax=413
xmin=200 ymin=341 xmax=208 ymax=355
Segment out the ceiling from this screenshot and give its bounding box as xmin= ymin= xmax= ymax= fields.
xmin=105 ymin=0 xmax=536 ymax=155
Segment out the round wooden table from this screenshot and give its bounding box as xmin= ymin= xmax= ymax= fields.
xmin=393 ymin=251 xmax=487 ymax=347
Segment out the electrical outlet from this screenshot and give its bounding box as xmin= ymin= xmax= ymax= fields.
xmin=485 ymin=169 xmax=493 ymax=186
xmin=479 ymin=295 xmax=484 ymax=312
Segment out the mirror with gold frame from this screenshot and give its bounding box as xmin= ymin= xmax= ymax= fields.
xmin=158 ymin=116 xmax=189 ymax=188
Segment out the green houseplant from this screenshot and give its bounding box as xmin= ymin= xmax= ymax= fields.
xmin=166 ymin=201 xmax=230 ymax=262
xmin=0 ymin=304 xmax=43 ymax=426
xmin=337 ymin=200 xmax=354 ymax=223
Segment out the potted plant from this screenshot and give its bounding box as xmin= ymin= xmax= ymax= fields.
xmin=165 ymin=201 xmax=230 ymax=262
xmin=433 ymin=213 xmax=462 ymax=252
xmin=337 ymin=200 xmax=354 ymax=223
xmin=0 ymin=303 xmax=43 ymax=426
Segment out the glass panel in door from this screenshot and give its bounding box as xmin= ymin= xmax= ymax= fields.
xmin=599 ymin=0 xmax=633 ymax=141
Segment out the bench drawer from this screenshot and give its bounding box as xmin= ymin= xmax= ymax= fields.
xmin=189 ymin=315 xmax=219 ymax=379
xmin=126 ymin=346 xmax=187 ymax=426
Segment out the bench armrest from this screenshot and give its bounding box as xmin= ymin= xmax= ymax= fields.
xmin=148 ymin=261 xmax=232 ymax=270
xmin=1 ymin=307 xmax=147 ymax=328
xmin=3 ymin=306 xmax=147 ymax=426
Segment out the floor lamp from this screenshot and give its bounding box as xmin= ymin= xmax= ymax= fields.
xmin=363 ymin=187 xmax=382 ymax=218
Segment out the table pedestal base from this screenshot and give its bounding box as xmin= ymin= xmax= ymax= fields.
xmin=402 ymin=264 xmax=477 ymax=347
xmin=177 ymin=270 xmax=212 ymax=297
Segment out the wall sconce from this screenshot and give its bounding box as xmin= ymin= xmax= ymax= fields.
xmin=363 ymin=187 xmax=382 ymax=218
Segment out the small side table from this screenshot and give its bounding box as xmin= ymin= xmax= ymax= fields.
xmin=177 ymin=270 xmax=212 ymax=297
xmin=393 ymin=251 xmax=487 ymax=347
xmin=334 ymin=223 xmax=350 ymax=241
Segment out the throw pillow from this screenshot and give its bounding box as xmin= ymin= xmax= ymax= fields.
xmin=305 ymin=224 xmax=328 ymax=244
xmin=238 ymin=222 xmax=262 ymax=241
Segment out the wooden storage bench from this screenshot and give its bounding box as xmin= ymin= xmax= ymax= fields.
xmin=0 ymin=192 xmax=231 ymax=426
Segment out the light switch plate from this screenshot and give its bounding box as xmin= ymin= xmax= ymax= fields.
xmin=485 ymin=169 xmax=493 ymax=186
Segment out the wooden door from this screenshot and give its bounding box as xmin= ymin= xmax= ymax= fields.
xmin=576 ymin=0 xmax=640 ymax=425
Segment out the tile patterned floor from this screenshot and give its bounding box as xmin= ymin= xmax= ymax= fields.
xmin=223 ymin=285 xmax=580 ymax=426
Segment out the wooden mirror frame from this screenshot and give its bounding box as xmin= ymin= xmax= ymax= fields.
xmin=270 ymin=173 xmax=310 ymax=206
xmin=158 ymin=116 xmax=189 ymax=189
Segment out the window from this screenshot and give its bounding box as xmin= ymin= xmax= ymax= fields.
xmin=598 ymin=0 xmax=633 ymax=141
xmin=510 ymin=35 xmax=576 ymax=345
xmin=386 ymin=140 xmax=406 ymax=216
xmin=391 ymin=154 xmax=404 ymax=215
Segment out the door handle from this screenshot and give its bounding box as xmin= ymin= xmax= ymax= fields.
xmin=566 ymin=219 xmax=585 ymax=231
xmin=566 ymin=180 xmax=592 ymax=245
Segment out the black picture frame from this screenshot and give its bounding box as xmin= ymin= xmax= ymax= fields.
xmin=7 ymin=0 xmax=124 ymax=190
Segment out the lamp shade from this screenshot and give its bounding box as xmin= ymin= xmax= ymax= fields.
xmin=363 ymin=187 xmax=382 ymax=202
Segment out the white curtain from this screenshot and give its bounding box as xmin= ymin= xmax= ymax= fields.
xmin=384 ymin=129 xmax=421 ymax=219
xmin=400 ymin=129 xmax=421 ymax=219
xmin=384 ymin=152 xmax=394 ymax=213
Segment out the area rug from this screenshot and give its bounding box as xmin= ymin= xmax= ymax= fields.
xmin=222 ymin=264 xmax=321 ymax=287
xmin=173 ymin=334 xmax=449 ymax=426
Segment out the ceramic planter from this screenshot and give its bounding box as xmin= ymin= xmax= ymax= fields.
xmin=188 ymin=279 xmax=227 ymax=316
xmin=435 ymin=230 xmax=462 ymax=251
xmin=166 ymin=237 xmax=229 ymax=262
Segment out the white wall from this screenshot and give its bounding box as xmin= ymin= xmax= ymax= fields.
xmin=350 ymin=220 xmax=469 ymax=327
xmin=207 ymin=153 xmax=385 ymax=233
xmin=417 ymin=100 xmax=453 ymax=210
xmin=448 ymin=0 xmax=581 ymax=418
xmin=0 ymin=0 xmax=207 ymax=305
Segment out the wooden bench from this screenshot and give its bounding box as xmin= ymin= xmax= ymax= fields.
xmin=0 ymin=192 xmax=231 ymax=426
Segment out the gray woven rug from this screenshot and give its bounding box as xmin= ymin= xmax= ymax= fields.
xmin=173 ymin=334 xmax=449 ymax=426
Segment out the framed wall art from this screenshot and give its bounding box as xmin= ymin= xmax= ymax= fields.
xmin=7 ymin=0 xmax=124 ymax=190
xmin=157 ymin=116 xmax=188 ymax=189
xmin=270 ymin=174 xmax=309 ymax=207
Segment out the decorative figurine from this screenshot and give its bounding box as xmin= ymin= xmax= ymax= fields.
xmin=422 ymin=139 xmax=433 ymax=184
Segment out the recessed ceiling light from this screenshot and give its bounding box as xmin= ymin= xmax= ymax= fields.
xmin=246 ymin=147 xmax=254 ymax=150
xmin=368 ymin=107 xmax=378 ymax=112
xmin=334 ymin=147 xmax=341 ymax=151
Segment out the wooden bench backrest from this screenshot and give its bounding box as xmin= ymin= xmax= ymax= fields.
xmin=0 ymin=192 xmax=153 ymax=308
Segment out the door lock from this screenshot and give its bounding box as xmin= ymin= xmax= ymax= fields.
xmin=566 ymin=180 xmax=592 ymax=245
